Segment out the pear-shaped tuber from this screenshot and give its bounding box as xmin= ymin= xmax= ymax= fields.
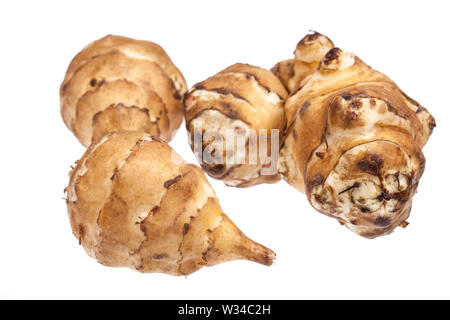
xmin=65 ymin=131 xmax=274 ymax=275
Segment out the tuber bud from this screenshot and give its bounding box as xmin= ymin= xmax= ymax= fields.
xmin=271 ymin=32 xmax=334 ymax=94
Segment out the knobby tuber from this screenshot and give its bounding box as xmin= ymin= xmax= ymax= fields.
xmin=275 ymin=33 xmax=435 ymax=238
xmin=184 ymin=63 xmax=288 ymax=187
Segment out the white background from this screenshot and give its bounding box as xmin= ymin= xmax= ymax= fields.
xmin=0 ymin=0 xmax=449 ymax=299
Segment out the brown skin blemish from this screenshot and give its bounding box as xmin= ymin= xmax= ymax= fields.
xmin=204 ymin=164 xmax=225 ymax=176
xmin=210 ymin=88 xmax=249 ymax=103
xmin=374 ymin=216 xmax=392 ymax=227
xmin=173 ymin=91 xmax=182 ymax=100
xmin=349 ymin=99 xmax=362 ymax=108
xmin=299 ymin=101 xmax=311 ymax=116
xmin=243 ymin=72 xmax=278 ymax=97
xmin=321 ymin=133 xmax=329 ymax=150
xmin=194 ymin=84 xmax=205 ymax=90
xmin=271 ymin=64 xmax=280 ymax=75
xmin=219 ymin=102 xmax=240 ymax=119
xmin=395 ymin=172 xmax=400 ymax=191
xmin=306 ymin=32 xmax=320 ymax=41
xmin=313 ymin=194 xmax=326 ymax=205
xmin=90 ymin=78 xmax=97 ymax=86
xmin=400 ymin=221 xmax=409 ymax=228
xmin=296 ymin=32 xmax=321 ymax=50
xmin=357 ymin=153 xmax=383 ymax=176
xmin=415 ymin=106 xmax=425 ymax=113
xmin=370 ymin=99 xmax=376 ymax=106
xmin=341 ymin=94 xmax=352 ymax=101
xmin=164 ymin=175 xmax=182 ymax=188
xmin=110 ymin=166 xmax=121 ymax=181
xmin=385 ymin=100 xmax=408 ymax=119
xmin=152 ymin=253 xmax=168 ymax=260
xmin=323 ymin=48 xmax=341 ymax=65
xmin=315 ymin=152 xmax=324 ymax=159
xmin=292 ymin=130 xmax=298 ymax=139
xmin=429 ymin=118 xmax=436 ymax=130
xmin=150 ymin=206 xmax=160 ymax=215
xmin=377 ymin=189 xmax=391 ymax=201
xmin=360 ymin=207 xmax=370 ymax=213
xmin=183 ymin=223 xmax=190 ymax=235
xmin=78 ymin=225 xmax=83 ymax=245
xmin=308 ymin=173 xmax=324 ymax=192
xmin=287 ymin=61 xmax=295 ymax=77
xmin=343 ymin=111 xmax=358 ymax=124
xmin=389 ymin=189 xmax=410 ymax=202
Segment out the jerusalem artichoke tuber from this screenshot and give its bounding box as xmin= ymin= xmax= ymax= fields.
xmin=65 ymin=131 xmax=275 ymax=275
xmin=276 ymin=35 xmax=435 ymax=238
xmin=60 ymin=35 xmax=187 ymax=147
xmin=184 ymin=63 xmax=288 ymax=187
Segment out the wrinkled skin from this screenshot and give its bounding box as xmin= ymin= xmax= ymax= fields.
xmin=65 ymin=131 xmax=275 ymax=275
xmin=276 ymin=34 xmax=435 ymax=238
xmin=184 ymin=63 xmax=288 ymax=187
xmin=60 ymin=35 xmax=187 ymax=147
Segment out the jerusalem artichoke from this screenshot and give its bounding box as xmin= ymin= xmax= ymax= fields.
xmin=60 ymin=35 xmax=187 ymax=147
xmin=65 ymin=131 xmax=274 ymax=275
xmin=276 ymin=36 xmax=435 ymax=238
xmin=184 ymin=63 xmax=288 ymax=187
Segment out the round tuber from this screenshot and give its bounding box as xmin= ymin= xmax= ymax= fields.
xmin=184 ymin=63 xmax=288 ymax=187
xmin=60 ymin=35 xmax=187 ymax=147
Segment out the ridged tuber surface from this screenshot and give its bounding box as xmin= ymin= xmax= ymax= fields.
xmin=60 ymin=35 xmax=187 ymax=147
xmin=65 ymin=131 xmax=275 ymax=275
xmin=276 ymin=35 xmax=435 ymax=238
xmin=184 ymin=63 xmax=288 ymax=187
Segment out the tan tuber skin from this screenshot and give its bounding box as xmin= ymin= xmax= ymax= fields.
xmin=60 ymin=35 xmax=187 ymax=147
xmin=184 ymin=63 xmax=288 ymax=187
xmin=271 ymin=32 xmax=334 ymax=94
xmin=65 ymin=131 xmax=275 ymax=275
xmin=275 ymin=33 xmax=435 ymax=238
